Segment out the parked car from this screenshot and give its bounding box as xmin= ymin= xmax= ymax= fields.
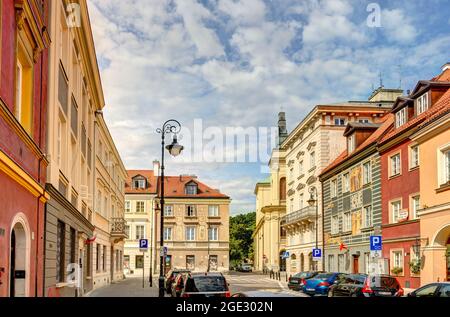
xmin=328 ymin=274 xmax=404 ymax=297
xmin=408 ymin=283 xmax=450 ymax=297
xmin=238 ymin=264 xmax=253 ymax=272
xmin=180 ymin=272 xmax=231 ymax=297
xmin=171 ymin=272 xmax=190 ymax=297
xmin=232 ymin=291 xmax=303 ymax=297
xmin=165 ymin=269 xmax=191 ymax=294
xmin=288 ymin=271 xmax=323 ymax=291
xmin=302 ymin=272 xmax=344 ymax=296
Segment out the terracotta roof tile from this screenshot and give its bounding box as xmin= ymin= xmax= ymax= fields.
xmin=158 ymin=176 xmax=229 ymax=199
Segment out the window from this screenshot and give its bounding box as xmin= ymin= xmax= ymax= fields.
xmin=363 ymin=162 xmax=372 ymax=185
xmin=103 ymin=246 xmax=107 ymax=271
xmin=125 ymin=201 xmax=131 ymax=213
xmin=135 ymin=255 xmax=144 ymax=269
xmin=15 ymin=41 xmax=34 ymax=135
xmin=328 ymin=255 xmax=335 ymax=272
xmin=331 ymin=215 xmax=339 ymax=234
xmin=299 ymin=161 xmax=304 ymax=175
xmin=164 ymin=205 xmax=173 ymax=217
xmin=358 ymin=118 xmax=370 ymax=123
xmin=440 ymin=147 xmax=450 ymax=185
xmin=310 ymin=151 xmax=316 ymax=169
xmin=395 ymin=107 xmax=407 ymax=128
xmin=71 ymin=96 xmax=78 ymax=136
xmin=410 ymin=146 xmax=419 ymax=169
xmin=299 ymin=193 xmax=304 ymax=210
xmin=392 ymin=250 xmax=403 ymax=270
xmin=186 ymin=205 xmax=196 ymax=217
xmin=391 ymin=200 xmax=402 ymax=223
xmin=343 ymin=212 xmax=351 ymax=232
xmin=135 ymin=225 xmax=145 ymax=240
xmin=125 ymin=225 xmax=130 ymax=238
xmin=416 ymin=92 xmax=429 ymax=115
xmin=56 ymin=221 xmax=66 ymax=282
xmin=411 ymin=195 xmax=420 ymax=220
xmin=330 ymin=179 xmax=337 ymax=198
xmin=186 ymin=255 xmax=195 ymax=270
xmin=163 ymin=227 xmax=173 ymax=241
xmin=136 ymin=201 xmax=145 ymax=213
xmin=390 ymin=154 xmax=401 ymax=177
xmin=208 ymin=227 xmax=219 ymax=241
xmin=59 ymin=178 xmax=68 ymax=197
xmin=133 ymin=178 xmax=146 ymax=189
xmin=186 ymin=227 xmax=196 ymax=241
xmin=96 ymin=244 xmax=101 ymax=272
xmin=348 ymin=134 xmax=355 ymax=153
xmin=363 ymin=205 xmax=372 ymax=228
xmin=208 ymin=205 xmax=219 ymax=217
xmin=335 ymin=118 xmax=346 ymax=126
xmin=342 ymin=173 xmax=350 ymax=193
xmin=185 ymin=183 xmax=198 ymax=195
xmin=338 ymin=254 xmax=345 ymax=272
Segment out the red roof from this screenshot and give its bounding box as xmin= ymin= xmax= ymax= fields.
xmin=125 ymin=170 xmax=157 ymax=194
xmin=320 ymin=115 xmax=394 ymax=176
xmin=418 ymin=87 xmax=450 ymax=127
xmin=158 ymin=176 xmax=229 ymax=199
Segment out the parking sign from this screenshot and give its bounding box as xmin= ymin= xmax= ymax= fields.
xmin=312 ymin=248 xmax=322 ymax=261
xmin=139 ymin=239 xmax=148 ymax=252
xmin=370 ymin=236 xmax=382 ymax=251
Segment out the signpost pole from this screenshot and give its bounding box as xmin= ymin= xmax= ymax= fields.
xmin=142 ymin=251 xmax=145 ymax=289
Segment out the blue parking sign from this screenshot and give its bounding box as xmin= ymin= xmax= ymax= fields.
xmin=370 ymin=236 xmax=382 ymax=251
xmin=312 ymin=248 xmax=322 ymax=260
xmin=139 ymin=239 xmax=148 ymax=250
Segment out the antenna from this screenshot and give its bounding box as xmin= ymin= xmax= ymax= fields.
xmin=397 ymin=64 xmax=403 ymax=89
xmin=379 ymin=71 xmax=383 ymax=88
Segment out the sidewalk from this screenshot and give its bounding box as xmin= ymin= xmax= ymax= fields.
xmin=85 ymin=277 xmax=163 ymax=297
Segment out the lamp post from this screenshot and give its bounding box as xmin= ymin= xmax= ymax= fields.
xmin=156 ymin=120 xmax=184 ymax=298
xmin=307 ymin=187 xmax=318 ymax=270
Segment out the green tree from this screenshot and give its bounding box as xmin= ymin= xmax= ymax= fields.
xmin=229 ymin=212 xmax=256 ymax=268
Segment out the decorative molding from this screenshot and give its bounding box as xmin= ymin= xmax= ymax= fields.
xmin=307 ymin=141 xmax=317 ymax=151
xmin=306 ymin=176 xmax=317 ymax=185
xmin=287 ymin=189 xmax=295 ymax=197
xmin=296 ymin=151 xmax=305 ymax=159
xmin=296 ymin=183 xmax=305 ymax=191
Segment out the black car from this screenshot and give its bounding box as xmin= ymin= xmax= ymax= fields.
xmin=408 ymin=283 xmax=450 ymax=297
xmin=328 ymin=274 xmax=404 ymax=297
xmin=288 ymin=271 xmax=323 ymax=291
xmin=165 ymin=269 xmax=191 ymax=294
xmin=180 ymin=272 xmax=231 ymax=298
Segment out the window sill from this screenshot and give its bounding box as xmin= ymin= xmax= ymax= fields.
xmin=436 ymin=182 xmax=450 ymax=193
xmin=361 ymin=226 xmax=373 ymax=232
xmin=388 ymin=173 xmax=401 ymax=180
xmin=409 ymin=165 xmax=419 ymax=172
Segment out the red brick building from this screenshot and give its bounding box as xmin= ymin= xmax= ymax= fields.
xmin=379 ymin=69 xmax=450 ymax=289
xmin=0 ymin=0 xmax=50 ymax=297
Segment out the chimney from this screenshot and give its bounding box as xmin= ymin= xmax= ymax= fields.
xmin=153 ymin=160 xmax=160 ymax=177
xmin=442 ymin=62 xmax=450 ymax=72
xmin=278 ymin=112 xmax=288 ymax=147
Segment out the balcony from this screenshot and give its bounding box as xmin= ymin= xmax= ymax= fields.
xmin=281 ymin=206 xmax=316 ymax=227
xmin=110 ymin=217 xmax=127 ymax=243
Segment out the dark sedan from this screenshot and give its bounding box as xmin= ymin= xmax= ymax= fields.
xmin=328 ymin=274 xmax=404 ymax=297
xmin=288 ymin=271 xmax=323 ymax=291
xmin=408 ymin=283 xmax=450 ymax=297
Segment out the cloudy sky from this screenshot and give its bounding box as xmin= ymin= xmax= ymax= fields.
xmin=87 ymin=0 xmax=450 ymax=215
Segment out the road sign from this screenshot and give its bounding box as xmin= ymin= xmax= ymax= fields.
xmin=139 ymin=239 xmax=148 ymax=252
xmin=282 ymin=251 xmax=290 ymax=259
xmin=370 ymin=236 xmax=382 ymax=251
xmin=312 ymin=248 xmax=322 ymax=261
xmin=370 ymin=250 xmax=382 ymax=259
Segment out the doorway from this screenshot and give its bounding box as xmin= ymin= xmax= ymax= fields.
xmin=10 ymin=222 xmax=28 ymax=297
xmin=353 ymin=255 xmax=360 ymax=274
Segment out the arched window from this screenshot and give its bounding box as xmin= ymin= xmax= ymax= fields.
xmin=279 ymin=177 xmax=286 ymax=201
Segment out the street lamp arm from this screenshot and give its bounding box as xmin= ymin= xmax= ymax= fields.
xmin=156 ymin=119 xmax=182 ymax=136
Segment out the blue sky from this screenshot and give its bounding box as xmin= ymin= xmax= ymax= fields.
xmin=87 ymin=0 xmax=450 ymax=215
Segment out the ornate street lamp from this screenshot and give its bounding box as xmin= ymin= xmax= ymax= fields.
xmin=156 ymin=120 xmax=183 ymax=297
xmin=307 ymin=187 xmax=319 ymax=270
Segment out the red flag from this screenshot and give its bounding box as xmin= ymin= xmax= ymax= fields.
xmin=85 ymin=234 xmax=97 ymax=244
xmin=339 ymin=242 xmax=348 ymax=251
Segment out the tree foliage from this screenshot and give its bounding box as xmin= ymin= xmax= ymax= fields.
xmin=229 ymin=212 xmax=256 ymax=267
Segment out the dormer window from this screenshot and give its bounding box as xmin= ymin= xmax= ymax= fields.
xmin=395 ymin=107 xmax=407 ymax=128
xmin=348 ymin=134 xmax=355 ymax=153
xmin=133 ymin=177 xmax=146 ymax=189
xmin=185 ymin=183 xmax=198 ymax=195
xmin=416 ymin=92 xmax=429 ymax=115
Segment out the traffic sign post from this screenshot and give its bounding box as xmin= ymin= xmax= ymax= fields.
xmin=312 ymin=248 xmax=322 ymax=261
xmin=139 ymin=239 xmax=148 ymax=288
xmin=370 ymin=236 xmax=382 ymax=251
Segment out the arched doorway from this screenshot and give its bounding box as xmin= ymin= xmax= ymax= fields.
xmin=10 ymin=221 xmax=29 ymax=297
xmin=431 ymin=224 xmax=450 ymax=282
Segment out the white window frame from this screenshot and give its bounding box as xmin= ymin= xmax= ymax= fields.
xmin=125 ymin=201 xmax=131 ymax=213
xmin=330 ymin=178 xmax=337 ymax=198
xmin=334 ymin=117 xmax=346 ymax=126
xmin=395 ymin=107 xmax=407 ymax=128
xmin=409 ymin=145 xmax=420 ymax=169
xmin=331 ymin=215 xmax=339 ymax=234
xmin=342 ymin=172 xmax=350 ymax=193
xmin=136 ymin=201 xmax=145 ymax=213
xmin=390 ymin=200 xmax=402 ymax=224
xmin=164 ymin=205 xmax=173 ymax=217
xmin=410 ymin=195 xmax=420 ymax=220
xmin=438 ymin=144 xmax=450 ymax=186
xmin=186 ymin=227 xmax=196 ymax=241
xmin=391 ymin=249 xmax=404 ymax=272
xmin=208 ymin=227 xmax=219 ymax=241
xmin=135 ymin=224 xmax=146 ymax=240
xmin=390 ymin=153 xmax=401 ymax=177
xmin=363 ymin=161 xmax=372 ymax=185
xmin=343 ymin=212 xmax=351 ymax=232
xmin=208 ymin=205 xmax=219 ymax=217
xmin=310 ymin=151 xmax=316 ymax=169
xmin=416 ymin=92 xmax=429 ymax=115
xmin=358 ymin=118 xmax=370 ymax=124
xmin=163 ymin=227 xmax=173 ymax=241
xmin=363 ymin=205 xmax=373 ymax=228
xmin=186 ymin=205 xmax=197 ymax=217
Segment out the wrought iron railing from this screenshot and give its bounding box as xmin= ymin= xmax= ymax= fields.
xmin=280 ymin=206 xmax=316 ymax=226
xmin=110 ymin=217 xmax=127 ymax=236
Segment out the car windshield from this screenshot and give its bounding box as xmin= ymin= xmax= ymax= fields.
xmin=293 ymin=272 xmax=307 ymax=278
xmin=315 ymin=273 xmax=334 ymax=280
xmin=185 ymin=276 xmax=227 ymax=292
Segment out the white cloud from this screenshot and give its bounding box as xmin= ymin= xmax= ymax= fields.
xmin=381 ymin=9 xmax=417 ymax=43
